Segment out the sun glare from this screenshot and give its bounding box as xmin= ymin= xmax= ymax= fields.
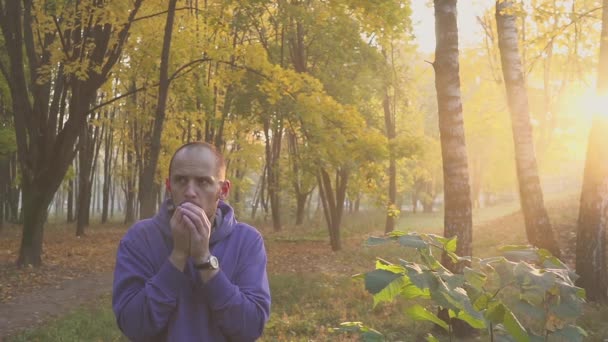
xmin=567 ymin=90 xmax=608 ymax=120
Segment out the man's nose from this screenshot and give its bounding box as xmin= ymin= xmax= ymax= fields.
xmin=184 ymin=180 xmax=197 ymax=197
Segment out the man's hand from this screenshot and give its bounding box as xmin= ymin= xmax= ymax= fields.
xmin=178 ymin=202 xmax=212 ymax=261
xmin=169 ymin=206 xmax=191 ymax=271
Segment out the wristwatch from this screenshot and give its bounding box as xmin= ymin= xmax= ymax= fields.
xmin=195 ymin=255 xmax=219 ymax=270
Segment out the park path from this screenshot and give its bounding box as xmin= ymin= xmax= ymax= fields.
xmin=0 ymin=272 xmax=113 ymax=340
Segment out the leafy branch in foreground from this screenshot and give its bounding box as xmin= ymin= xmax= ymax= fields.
xmin=335 ymin=231 xmax=587 ymax=342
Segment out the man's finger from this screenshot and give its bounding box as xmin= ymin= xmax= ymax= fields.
xmin=179 ymin=206 xmax=207 ymax=235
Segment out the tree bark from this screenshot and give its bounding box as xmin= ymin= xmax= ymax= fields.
xmin=67 ymin=178 xmax=74 ymax=223
xmin=496 ymin=0 xmax=561 ymax=257
xmin=434 ymin=0 xmax=473 ymax=271
xmin=139 ymin=0 xmax=178 ymax=219
xmin=317 ymin=168 xmax=348 ymax=251
xmin=434 ymin=0 xmax=474 ymax=336
xmin=101 ymin=111 xmax=114 ymax=223
xmin=575 ymin=0 xmax=608 ymax=303
xmin=263 ymin=117 xmax=283 ymax=231
xmin=383 ymin=91 xmax=397 ymax=233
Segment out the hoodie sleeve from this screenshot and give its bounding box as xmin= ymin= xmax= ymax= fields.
xmin=112 ymin=236 xmax=189 ymax=341
xmin=199 ymin=233 xmax=271 ymax=341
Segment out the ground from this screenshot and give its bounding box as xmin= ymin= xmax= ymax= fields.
xmin=0 ymin=197 xmax=599 ymax=340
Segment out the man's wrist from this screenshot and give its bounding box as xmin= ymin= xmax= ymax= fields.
xmin=169 ymin=251 xmax=188 ymax=271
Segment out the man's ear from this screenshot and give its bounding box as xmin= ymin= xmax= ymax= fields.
xmin=219 ymin=180 xmax=231 ymax=199
xmin=165 ymin=178 xmax=171 ymax=193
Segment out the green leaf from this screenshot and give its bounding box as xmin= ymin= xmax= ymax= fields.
xmin=375 ymin=260 xmax=405 ymax=274
xmin=472 ymin=292 xmax=491 ymax=311
xmin=366 ymin=236 xmax=390 ymax=246
xmin=362 ymin=331 xmax=385 ymax=342
xmin=364 ymin=270 xmax=402 ymax=295
xmin=548 ymin=325 xmax=587 ymax=342
xmin=387 ymin=230 xmax=408 ymax=237
xmin=485 ymin=301 xmax=506 ymax=324
xmin=426 ymin=234 xmax=458 ymax=253
xmin=503 ymin=308 xmax=529 ymax=342
xmin=441 ymin=272 xmax=465 ymax=290
xmin=401 ymin=283 xmax=431 ymax=299
xmin=425 ymin=333 xmax=439 ymax=342
xmin=373 ymin=275 xmax=407 ymax=307
xmin=398 ymin=234 xmax=428 ymax=249
xmin=511 ymin=301 xmax=546 ymax=323
xmin=503 ymin=250 xmax=540 ymax=263
xmin=419 ymin=246 xmax=444 ymax=270
xmin=455 ymin=310 xmax=486 ymax=329
xmin=431 ymin=280 xmax=468 ymax=312
xmin=444 ymin=237 xmax=457 ymax=253
xmin=464 ymin=267 xmax=487 ymax=290
xmin=550 ymin=301 xmax=581 ymax=319
xmin=405 ymin=304 xmax=449 ymax=331
xmin=488 ymin=258 xmax=516 ymax=288
xmin=406 ymin=268 xmax=437 ymax=290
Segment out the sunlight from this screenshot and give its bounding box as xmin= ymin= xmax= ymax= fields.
xmin=567 ymin=90 xmax=608 ymax=120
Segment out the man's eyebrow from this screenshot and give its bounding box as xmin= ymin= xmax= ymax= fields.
xmin=197 ymin=175 xmax=215 ymax=181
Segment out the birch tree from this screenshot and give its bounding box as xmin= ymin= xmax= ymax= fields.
xmin=496 ymin=0 xmax=561 ymax=257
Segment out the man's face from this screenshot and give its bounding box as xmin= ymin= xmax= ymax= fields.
xmin=168 ymin=147 xmax=228 ymax=219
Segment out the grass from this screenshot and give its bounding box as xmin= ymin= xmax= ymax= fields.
xmin=6 ymin=195 xmax=608 ymax=341
xmin=8 ymin=294 xmax=127 ymax=342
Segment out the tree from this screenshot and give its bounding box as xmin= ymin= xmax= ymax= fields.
xmin=575 ymin=0 xmax=608 ymax=303
xmin=0 ymin=0 xmax=143 ymax=266
xmin=433 ymin=0 xmax=474 ymax=335
xmin=138 ymin=0 xmax=179 ymax=219
xmin=495 ymin=0 xmax=561 ymax=258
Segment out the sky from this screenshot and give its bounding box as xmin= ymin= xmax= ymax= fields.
xmin=410 ymin=1 xmax=494 ymax=53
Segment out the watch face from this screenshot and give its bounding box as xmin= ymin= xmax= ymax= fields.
xmin=209 ymin=256 xmax=219 ymax=269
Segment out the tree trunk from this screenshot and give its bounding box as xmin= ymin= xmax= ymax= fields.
xmin=434 ymin=0 xmax=474 ymax=336
xmin=434 ymin=0 xmax=473 ymax=271
xmin=8 ymin=154 xmax=19 ymax=223
xmin=124 ymin=147 xmax=136 ymax=224
xmin=575 ymin=0 xmax=608 ymax=303
xmin=16 ymin=189 xmax=48 ymax=267
xmin=67 ymin=178 xmax=74 ymax=223
xmin=317 ymin=168 xmax=348 ymax=251
xmin=138 ymin=0 xmax=178 ymax=219
xmin=496 ymin=0 xmax=561 ymax=257
xmin=101 ymin=113 xmax=114 ymax=223
xmin=384 ymin=91 xmax=397 ymax=233
xmin=76 ymin=115 xmax=102 ymax=236
xmin=295 ymin=192 xmax=307 ymax=225
xmin=76 ymin=129 xmax=92 ymax=236
xmin=251 ymin=165 xmax=265 ymax=220
xmin=263 ymin=117 xmax=283 ymax=231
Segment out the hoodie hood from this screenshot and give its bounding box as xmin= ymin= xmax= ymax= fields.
xmin=154 ymin=198 xmax=236 ymax=247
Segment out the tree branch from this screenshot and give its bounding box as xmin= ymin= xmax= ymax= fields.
xmin=133 ymin=6 xmax=194 ymax=22
xmin=52 ymin=15 xmax=71 ymax=60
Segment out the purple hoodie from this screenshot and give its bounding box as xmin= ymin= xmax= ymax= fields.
xmin=112 ymin=200 xmax=271 ymax=341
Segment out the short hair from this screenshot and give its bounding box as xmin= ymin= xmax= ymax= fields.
xmin=168 ymin=142 xmax=226 ymax=180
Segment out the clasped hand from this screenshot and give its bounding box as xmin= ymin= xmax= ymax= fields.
xmin=170 ymin=202 xmax=211 ymax=264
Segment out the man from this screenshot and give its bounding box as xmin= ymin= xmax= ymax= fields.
xmin=112 ymin=142 xmax=271 ymax=341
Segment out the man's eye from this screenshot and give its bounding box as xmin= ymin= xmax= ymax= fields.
xmin=176 ymin=177 xmax=187 ymax=184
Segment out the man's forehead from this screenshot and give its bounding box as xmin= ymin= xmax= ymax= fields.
xmin=172 ymin=147 xmax=218 ymax=171
xmin=174 ymin=145 xmax=216 ymax=160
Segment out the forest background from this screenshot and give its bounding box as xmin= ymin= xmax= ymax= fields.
xmin=0 ymin=0 xmax=607 ymax=341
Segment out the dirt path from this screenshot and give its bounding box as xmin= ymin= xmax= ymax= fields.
xmin=0 ymin=272 xmax=113 ymax=340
